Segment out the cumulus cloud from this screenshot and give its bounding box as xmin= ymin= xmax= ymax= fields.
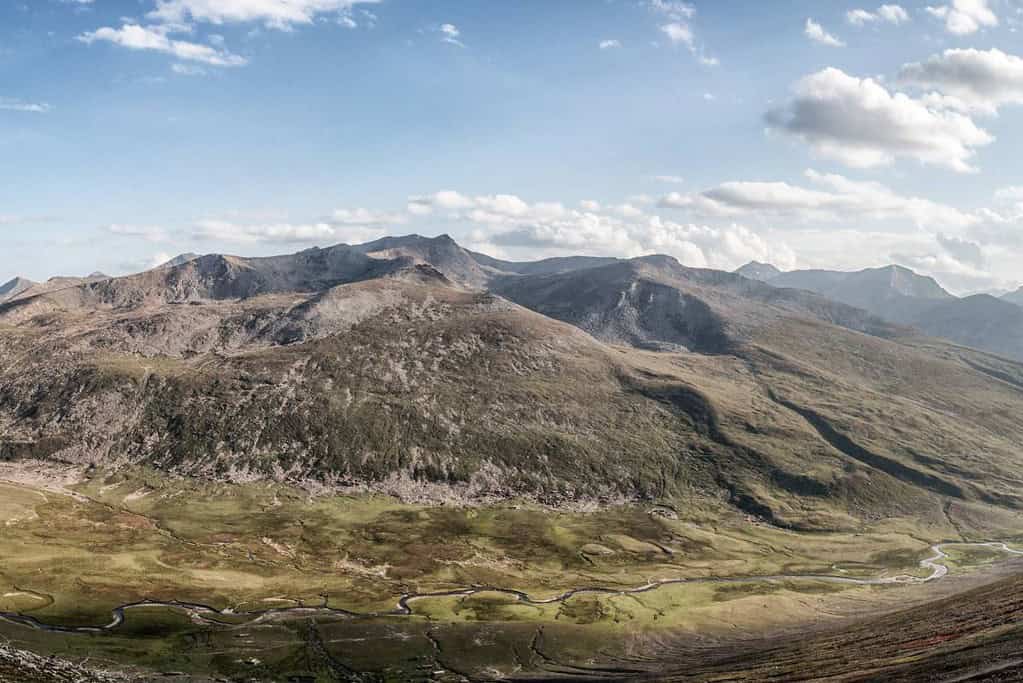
xmin=847 ymin=5 xmax=910 ymax=25
xmin=805 ymin=18 xmax=845 ymax=46
xmin=926 ymin=0 xmax=998 ymax=35
xmin=406 ymin=188 xmax=796 ymax=271
xmin=78 ymin=24 xmax=247 ymax=66
xmin=599 ymin=39 xmax=621 ymax=50
xmin=659 ymin=169 xmax=981 ymax=228
xmin=193 ymin=220 xmax=340 ymax=244
xmin=148 ymin=0 xmax=380 ymax=31
xmin=765 ymin=67 xmax=993 ymax=172
xmin=936 ymin=232 xmax=985 ymax=267
xmin=0 ymin=98 xmax=52 ymax=113
xmin=899 ymin=48 xmax=1023 ymax=115
xmin=192 ymin=206 xmax=401 ymax=244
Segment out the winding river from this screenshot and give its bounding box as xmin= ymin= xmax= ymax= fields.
xmin=2 ymin=542 xmax=1020 ymax=635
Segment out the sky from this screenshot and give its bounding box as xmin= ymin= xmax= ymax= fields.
xmin=3 ymin=0 xmax=1023 ymax=294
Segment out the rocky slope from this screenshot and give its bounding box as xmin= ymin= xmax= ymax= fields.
xmin=0 ymin=277 xmax=35 ymax=303
xmin=645 ymin=564 xmax=1023 ymax=682
xmin=0 ymin=643 xmax=127 ymax=683
xmin=3 ymin=236 xmax=1023 ymax=531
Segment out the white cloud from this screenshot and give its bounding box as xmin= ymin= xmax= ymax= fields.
xmin=194 ymin=220 xmax=340 ymax=243
xmin=660 ymin=22 xmax=693 ymax=46
xmin=879 ymin=4 xmax=911 ymax=23
xmin=847 ymin=8 xmax=877 ymax=25
xmin=805 ymin=18 xmax=845 ymax=46
xmin=649 ymin=0 xmax=695 ymax=20
xmin=599 ymin=39 xmax=621 ymax=50
xmin=149 ymin=252 xmax=174 ymax=269
xmin=926 ymin=0 xmax=997 ymax=35
xmin=765 ymin=67 xmax=993 ymax=172
xmin=899 ymin=48 xmax=1023 ymax=115
xmin=148 ymin=0 xmax=380 ymax=31
xmin=847 ymin=5 xmax=910 ymax=25
xmin=78 ymin=24 xmax=247 ymax=67
xmin=650 ymin=0 xmax=716 ymax=65
xmin=192 ymin=205 xmax=400 ymax=244
xmin=659 ymin=169 xmax=981 ymax=229
xmin=654 ymin=175 xmax=686 ymax=184
xmin=0 ymin=98 xmax=52 ymax=113
xmin=171 ymin=62 xmax=207 ymax=75
xmin=438 ymin=23 xmax=464 ymax=47
xmin=406 ymin=188 xmax=795 ymax=271
xmin=330 ymin=207 xmax=407 ymax=226
xmin=106 ymin=224 xmax=170 ymax=242
xmin=995 ymin=186 xmax=1023 ymax=201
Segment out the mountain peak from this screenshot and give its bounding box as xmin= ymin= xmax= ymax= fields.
xmin=735 ymin=261 xmax=782 ymax=282
xmin=870 ymin=264 xmax=952 ymax=300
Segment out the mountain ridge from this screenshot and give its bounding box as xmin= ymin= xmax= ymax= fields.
xmin=733 ymin=261 xmax=1023 ymax=360
xmin=3 ymin=234 xmax=1023 ymax=533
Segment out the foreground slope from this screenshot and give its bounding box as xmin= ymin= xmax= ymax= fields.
xmin=644 ymin=562 xmax=1023 ymax=682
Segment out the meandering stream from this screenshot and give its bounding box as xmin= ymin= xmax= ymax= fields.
xmin=2 ymin=542 xmax=1020 ymax=635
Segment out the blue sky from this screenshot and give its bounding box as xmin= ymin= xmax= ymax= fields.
xmin=2 ymin=0 xmax=1023 ymax=293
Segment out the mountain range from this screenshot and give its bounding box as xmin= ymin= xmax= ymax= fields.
xmin=737 ymin=261 xmax=1023 ymax=362
xmin=2 ymin=234 xmax=1023 ymax=535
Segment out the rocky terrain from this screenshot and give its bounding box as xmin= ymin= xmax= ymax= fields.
xmin=0 ymin=641 xmax=127 ymax=682
xmin=2 ymin=235 xmax=1023 ymax=531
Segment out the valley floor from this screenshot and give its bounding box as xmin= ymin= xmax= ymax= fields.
xmin=1 ymin=463 xmax=1022 ymax=681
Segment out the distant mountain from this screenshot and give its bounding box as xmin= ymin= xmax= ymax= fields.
xmin=468 ymin=250 xmax=620 ymax=277
xmin=0 ymin=276 xmax=35 ymax=302
xmin=735 ymin=261 xmax=782 ymax=282
xmin=771 ymin=264 xmax=952 ymax=310
xmin=910 ymin=295 xmax=1023 ymax=361
xmin=1003 ymin=287 xmax=1023 ymax=306
xmin=757 ymin=264 xmax=1023 ymax=360
xmin=1 ymin=272 xmax=110 ymax=305
xmin=493 ymin=255 xmax=894 ymax=353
